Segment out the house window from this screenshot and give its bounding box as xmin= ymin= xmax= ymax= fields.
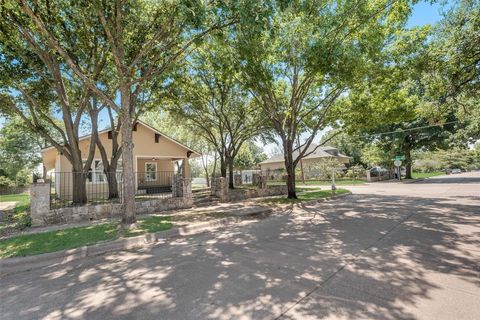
xmin=83 ymin=160 xmax=123 ymax=183
xmin=145 ymin=162 xmax=157 ymax=181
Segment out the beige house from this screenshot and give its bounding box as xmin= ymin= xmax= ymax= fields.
xmin=41 ymin=120 xmax=199 ymax=199
xmin=259 ymin=144 xmax=350 ymax=178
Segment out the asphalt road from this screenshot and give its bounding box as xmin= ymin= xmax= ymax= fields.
xmin=1 ymin=172 xmax=479 ymax=319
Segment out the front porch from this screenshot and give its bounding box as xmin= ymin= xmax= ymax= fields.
xmin=134 ymin=156 xmax=191 ymax=196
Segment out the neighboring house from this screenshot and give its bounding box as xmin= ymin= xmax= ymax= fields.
xmin=41 ymin=120 xmax=200 ymax=199
xmin=259 ymin=144 xmax=350 ymax=179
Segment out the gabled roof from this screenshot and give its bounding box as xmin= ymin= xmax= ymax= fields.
xmin=260 ymin=144 xmax=350 ymax=164
xmin=40 ymin=119 xmax=201 ymax=157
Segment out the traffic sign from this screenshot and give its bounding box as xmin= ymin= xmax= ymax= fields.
xmin=394 ymin=160 xmax=402 ymax=167
xmin=395 ymin=155 xmax=405 ymax=161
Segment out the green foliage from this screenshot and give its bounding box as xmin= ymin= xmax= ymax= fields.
xmin=0 ymin=117 xmax=42 ymax=179
xmin=0 ymin=176 xmax=15 ymax=188
xmin=413 ymin=148 xmax=480 ymax=172
xmin=234 ymin=142 xmax=268 ymax=170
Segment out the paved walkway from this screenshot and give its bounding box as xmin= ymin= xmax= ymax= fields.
xmin=1 ymin=172 xmax=479 ymax=319
xmin=0 ymin=201 xmax=16 ymax=212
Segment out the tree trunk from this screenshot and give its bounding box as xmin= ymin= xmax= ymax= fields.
xmin=220 ymin=156 xmax=227 ymax=178
xmin=405 ymin=147 xmax=412 ymax=179
xmin=227 ymin=156 xmax=234 ymax=189
xmin=106 ymin=168 xmax=119 ymax=199
xmin=205 ymin=168 xmax=210 ymax=187
xmin=121 ymin=110 xmax=136 ymax=224
xmin=71 ymin=170 xmax=87 ymax=204
xmin=283 ymin=140 xmax=297 ymax=199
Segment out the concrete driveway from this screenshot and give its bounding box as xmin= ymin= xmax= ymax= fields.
xmin=1 ymin=172 xmax=479 ymax=319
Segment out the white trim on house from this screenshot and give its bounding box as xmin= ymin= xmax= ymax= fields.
xmin=82 ymin=158 xmax=123 ymax=184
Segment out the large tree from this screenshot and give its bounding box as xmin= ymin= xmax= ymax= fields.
xmin=418 ymin=0 xmax=480 ymax=143
xmin=0 ymin=5 xmax=107 ymax=204
xmin=166 ymin=38 xmax=265 ymax=189
xmin=236 ymin=0 xmax=414 ymax=198
xmin=5 ymin=0 xmax=239 ymax=224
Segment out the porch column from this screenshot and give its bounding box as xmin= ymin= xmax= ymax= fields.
xmin=182 ymin=158 xmax=191 ymax=178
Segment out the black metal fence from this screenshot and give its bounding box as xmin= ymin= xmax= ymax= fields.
xmin=49 ymin=171 xmax=176 ymax=209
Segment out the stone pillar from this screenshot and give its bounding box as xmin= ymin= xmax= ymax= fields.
xmin=234 ymin=174 xmax=242 ymax=186
xmin=257 ymin=175 xmax=267 ymax=189
xmin=252 ymin=173 xmax=260 ymax=186
xmin=182 ymin=178 xmax=192 ymax=199
xmin=173 ymin=175 xmax=192 ymax=199
xmin=211 ymin=177 xmax=228 ymax=200
xmin=182 ymin=158 xmax=191 ymax=179
xmin=30 ymin=183 xmax=50 ymax=226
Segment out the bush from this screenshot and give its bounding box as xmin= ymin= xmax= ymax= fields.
xmin=0 ymin=176 xmax=15 ymax=188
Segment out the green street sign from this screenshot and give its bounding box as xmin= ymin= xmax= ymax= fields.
xmin=395 ymin=155 xmax=405 ymax=161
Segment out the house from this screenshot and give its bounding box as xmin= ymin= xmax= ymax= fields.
xmin=41 ymin=120 xmax=200 ymax=200
xmin=259 ymin=144 xmax=350 ymax=179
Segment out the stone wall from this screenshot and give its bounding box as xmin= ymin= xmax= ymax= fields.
xmin=30 ymin=180 xmax=193 ymax=226
xmin=210 ymin=177 xmax=287 ymax=202
xmin=222 ymin=185 xmax=288 ymax=202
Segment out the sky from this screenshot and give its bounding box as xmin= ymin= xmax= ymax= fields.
xmin=0 ymin=1 xmax=453 ymax=155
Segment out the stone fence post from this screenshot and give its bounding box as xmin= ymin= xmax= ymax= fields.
xmin=211 ymin=177 xmax=228 ymax=200
xmin=173 ymin=175 xmax=192 ymax=199
xmin=257 ymin=175 xmax=267 ymax=190
xmin=30 ymin=183 xmax=50 ymax=226
xmin=182 ymin=178 xmax=192 ymax=199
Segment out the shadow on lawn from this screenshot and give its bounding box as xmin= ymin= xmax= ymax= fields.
xmin=0 ymin=192 xmax=479 ymax=319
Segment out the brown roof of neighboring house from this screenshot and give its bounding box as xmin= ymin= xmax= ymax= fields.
xmin=259 ymin=144 xmax=350 ymax=164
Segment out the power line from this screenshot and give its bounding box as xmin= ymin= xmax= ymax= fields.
xmin=363 ymin=120 xmax=459 ymax=137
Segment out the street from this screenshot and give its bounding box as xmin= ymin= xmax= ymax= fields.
xmin=1 ymin=172 xmax=479 ymax=319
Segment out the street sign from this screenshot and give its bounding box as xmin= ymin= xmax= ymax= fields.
xmin=394 ymin=160 xmax=402 ymax=167
xmin=395 ymin=155 xmax=405 ymax=161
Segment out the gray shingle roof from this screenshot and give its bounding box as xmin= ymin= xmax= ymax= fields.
xmin=260 ymin=144 xmax=350 ymax=164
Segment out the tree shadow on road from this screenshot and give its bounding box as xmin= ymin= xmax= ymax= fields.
xmin=1 ymin=193 xmax=479 ymax=319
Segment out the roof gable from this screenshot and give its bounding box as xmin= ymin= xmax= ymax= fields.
xmin=260 ymin=144 xmax=350 ymax=164
xmin=40 ymin=120 xmax=200 ymax=157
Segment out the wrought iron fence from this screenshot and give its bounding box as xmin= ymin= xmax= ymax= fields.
xmin=135 ymin=171 xmax=175 ymax=200
xmin=49 ymin=171 xmax=176 ymax=209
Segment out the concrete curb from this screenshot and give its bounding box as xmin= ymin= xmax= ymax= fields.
xmin=0 ymin=207 xmax=272 ymax=277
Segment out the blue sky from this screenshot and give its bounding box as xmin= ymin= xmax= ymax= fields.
xmin=407 ymin=0 xmax=451 ymax=29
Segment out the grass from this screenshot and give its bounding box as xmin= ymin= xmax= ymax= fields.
xmin=269 ymin=179 xmax=365 ymax=186
xmin=261 ymin=187 xmax=350 ymax=204
xmin=124 ymin=216 xmax=172 ymax=237
xmin=0 ymin=215 xmax=174 ymax=258
xmin=0 ymin=193 xmax=31 ymax=234
xmin=412 ymin=171 xmax=445 ymax=179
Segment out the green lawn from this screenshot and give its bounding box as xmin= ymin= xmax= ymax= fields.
xmin=124 ymin=216 xmax=172 ymax=237
xmin=0 ymin=215 xmax=173 ymax=258
xmin=412 ymin=171 xmax=445 ymax=179
xmin=261 ymin=187 xmax=350 ymax=204
xmin=0 ymin=194 xmax=31 ymax=233
xmin=269 ymin=179 xmax=365 ymax=186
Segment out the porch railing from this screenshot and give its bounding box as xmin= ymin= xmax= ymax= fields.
xmin=49 ymin=171 xmax=176 ymax=209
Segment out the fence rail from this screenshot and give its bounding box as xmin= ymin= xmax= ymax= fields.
xmin=49 ymin=171 xmax=177 ymax=209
